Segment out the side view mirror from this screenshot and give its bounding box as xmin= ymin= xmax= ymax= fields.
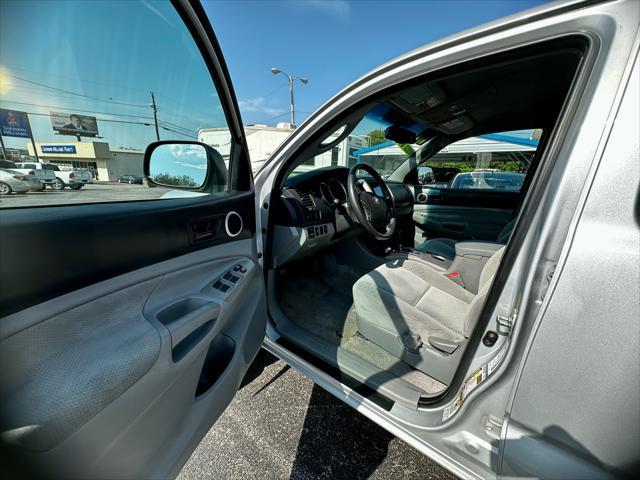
xmin=143 ymin=141 xmax=227 ymax=191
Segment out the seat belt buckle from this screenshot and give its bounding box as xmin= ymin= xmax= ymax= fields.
xmin=447 ymin=271 xmax=465 ymax=288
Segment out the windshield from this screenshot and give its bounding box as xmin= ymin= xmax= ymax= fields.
xmin=288 ymin=75 xmax=542 ymax=181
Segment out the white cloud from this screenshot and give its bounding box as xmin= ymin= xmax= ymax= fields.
xmin=238 ymin=97 xmax=286 ymax=117
xmin=176 ymin=160 xmax=207 ymax=170
xmin=140 ymin=0 xmax=173 ymax=27
xmin=169 ymin=144 xmax=206 ymax=160
xmin=290 ymin=0 xmax=350 ymax=22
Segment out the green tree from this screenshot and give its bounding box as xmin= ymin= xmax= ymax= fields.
xmin=153 ymin=172 xmax=198 ymax=187
xmin=366 ymin=129 xmax=386 ymax=146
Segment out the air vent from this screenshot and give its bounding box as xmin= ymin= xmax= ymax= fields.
xmin=295 ymin=189 xmax=315 ymax=208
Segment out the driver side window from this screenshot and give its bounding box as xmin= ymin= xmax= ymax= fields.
xmin=414 ymin=130 xmax=542 ymax=192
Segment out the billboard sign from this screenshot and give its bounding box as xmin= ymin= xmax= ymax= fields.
xmin=0 ymin=109 xmax=32 ymax=138
xmin=41 ymin=145 xmax=77 ymax=154
xmin=50 ymin=111 xmax=99 ymax=137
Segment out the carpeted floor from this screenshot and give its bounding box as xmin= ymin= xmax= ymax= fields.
xmin=277 ymin=256 xmax=445 ymax=394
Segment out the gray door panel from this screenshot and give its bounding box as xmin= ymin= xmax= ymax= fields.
xmin=414 ymin=204 xmax=512 ymax=241
xmin=0 ymin=242 xmax=266 ymax=479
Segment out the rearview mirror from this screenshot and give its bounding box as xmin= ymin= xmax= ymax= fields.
xmin=144 ymin=141 xmax=227 ymax=191
xmin=384 ymin=125 xmax=416 ymax=145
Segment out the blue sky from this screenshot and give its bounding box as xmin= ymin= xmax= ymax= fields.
xmin=0 ymin=0 xmax=546 ymax=152
xmin=206 ymin=0 xmax=547 ymax=126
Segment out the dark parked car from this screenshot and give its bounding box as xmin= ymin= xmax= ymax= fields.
xmin=118 ymin=175 xmax=143 ymax=184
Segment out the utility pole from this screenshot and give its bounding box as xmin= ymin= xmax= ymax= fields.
xmin=150 ymin=91 xmax=160 ymax=141
xmin=0 ymin=133 xmax=7 ymax=160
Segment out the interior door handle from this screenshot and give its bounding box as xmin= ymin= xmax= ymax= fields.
xmin=157 ymin=299 xmax=220 ymax=349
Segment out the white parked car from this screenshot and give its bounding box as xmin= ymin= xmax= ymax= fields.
xmin=6 ymin=161 xmax=55 ymax=190
xmin=0 ymin=168 xmax=42 ymax=195
xmin=0 ymin=1 xmax=638 ymax=480
xmin=15 ymin=162 xmax=92 ymax=190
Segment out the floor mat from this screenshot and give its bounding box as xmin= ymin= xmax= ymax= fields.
xmin=278 ymin=269 xmax=358 ymax=346
xmin=277 ymin=258 xmax=446 ymax=394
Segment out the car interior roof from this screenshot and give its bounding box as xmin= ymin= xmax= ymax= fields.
xmin=379 ymin=47 xmax=584 ymax=140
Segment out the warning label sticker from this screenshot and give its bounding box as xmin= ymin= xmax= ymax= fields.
xmin=442 ymin=346 xmax=507 ymax=422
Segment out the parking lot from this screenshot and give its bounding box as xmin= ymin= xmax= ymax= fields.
xmin=178 ymin=350 xmax=458 ymax=480
xmin=0 ymin=182 xmax=173 ymax=208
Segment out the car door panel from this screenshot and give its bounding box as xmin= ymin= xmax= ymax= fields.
xmin=0 ymin=0 xmax=265 ymax=476
xmin=414 ymin=205 xmax=513 ymax=240
xmin=0 ymin=239 xmax=266 ymax=479
xmin=0 ymin=192 xmax=255 ymax=318
xmin=413 ymin=187 xmax=519 ymax=241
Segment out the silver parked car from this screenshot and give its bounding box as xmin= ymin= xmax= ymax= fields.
xmin=0 ymin=168 xmax=42 ymax=195
xmin=0 ymin=1 xmax=637 ymax=479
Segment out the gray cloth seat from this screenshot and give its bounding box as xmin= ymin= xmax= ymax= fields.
xmin=352 ymin=247 xmax=505 ymax=379
xmin=416 ymin=219 xmax=515 ymax=260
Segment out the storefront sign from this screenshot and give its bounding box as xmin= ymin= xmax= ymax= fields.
xmin=41 ymin=145 xmax=77 ymax=154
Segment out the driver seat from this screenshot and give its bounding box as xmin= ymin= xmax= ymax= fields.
xmin=352 ymin=247 xmax=505 ymax=383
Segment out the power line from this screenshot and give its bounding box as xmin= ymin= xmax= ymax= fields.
xmin=2 ymin=102 xmax=200 ymax=139
xmin=5 ymin=73 xmax=149 ymax=108
xmin=159 ymin=125 xmax=197 ymax=139
xmin=3 ymin=63 xmax=150 ymax=95
xmin=0 ymin=99 xmax=154 ymax=120
xmin=14 ymin=110 xmax=153 ymax=126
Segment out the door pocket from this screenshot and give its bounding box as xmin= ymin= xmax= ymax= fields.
xmin=195 ymin=334 xmax=236 ymax=397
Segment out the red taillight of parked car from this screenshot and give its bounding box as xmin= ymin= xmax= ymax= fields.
xmin=69 ymin=173 xmax=75 ymax=179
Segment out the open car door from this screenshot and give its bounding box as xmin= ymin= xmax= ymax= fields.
xmin=0 ymin=1 xmax=265 ymax=478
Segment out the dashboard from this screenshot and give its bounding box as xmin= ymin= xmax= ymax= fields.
xmin=272 ymin=166 xmax=414 ymax=267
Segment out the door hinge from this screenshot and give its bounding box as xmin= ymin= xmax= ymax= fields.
xmin=484 ymin=415 xmax=504 ymax=440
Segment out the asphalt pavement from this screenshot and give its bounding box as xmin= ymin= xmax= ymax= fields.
xmin=0 ymin=182 xmax=171 ymax=208
xmin=177 ymin=350 xmax=458 ymax=480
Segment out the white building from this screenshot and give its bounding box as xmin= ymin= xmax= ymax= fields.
xmin=198 ymin=124 xmax=370 ymax=173
xmin=356 ymin=135 xmax=537 ymax=174
xmin=199 ymin=123 xmax=295 ymax=171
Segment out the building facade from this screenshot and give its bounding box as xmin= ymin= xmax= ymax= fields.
xmin=26 ymin=141 xmax=143 ymax=181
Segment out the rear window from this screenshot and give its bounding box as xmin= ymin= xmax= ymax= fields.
xmin=450 ymin=171 xmax=525 ymax=191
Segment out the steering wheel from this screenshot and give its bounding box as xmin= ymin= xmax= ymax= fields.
xmin=346 ymin=163 xmax=396 ymax=241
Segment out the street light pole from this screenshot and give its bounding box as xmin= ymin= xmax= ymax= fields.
xmin=271 ymin=68 xmax=308 ymax=128
xmin=288 ymin=75 xmax=295 ymax=128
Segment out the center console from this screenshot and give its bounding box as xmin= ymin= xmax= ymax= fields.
xmin=387 ymin=241 xmax=503 ymax=294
